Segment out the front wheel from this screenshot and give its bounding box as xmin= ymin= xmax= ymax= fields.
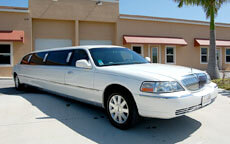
xmin=106 ymin=92 xmax=139 ymax=129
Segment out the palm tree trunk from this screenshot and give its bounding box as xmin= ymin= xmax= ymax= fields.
xmin=207 ymin=5 xmax=220 ymax=79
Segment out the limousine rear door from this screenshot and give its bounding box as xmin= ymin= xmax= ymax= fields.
xmin=64 ymin=49 xmax=96 ymax=102
xmin=39 ymin=50 xmax=73 ymax=92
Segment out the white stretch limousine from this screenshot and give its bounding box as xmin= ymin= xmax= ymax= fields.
xmin=13 ymin=45 xmax=218 ymax=129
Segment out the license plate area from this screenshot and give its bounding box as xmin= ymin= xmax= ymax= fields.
xmin=202 ymin=94 xmax=211 ymax=107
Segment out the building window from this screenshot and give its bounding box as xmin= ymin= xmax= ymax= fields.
xmin=132 ymin=45 xmax=143 ymax=56
xmin=0 ymin=43 xmax=12 ymax=65
xmin=201 ymin=48 xmax=208 ymax=64
xmin=226 ymin=48 xmax=230 ymax=63
xmin=165 ymin=46 xmax=175 ymax=64
xmin=151 ymin=47 xmax=158 ymax=63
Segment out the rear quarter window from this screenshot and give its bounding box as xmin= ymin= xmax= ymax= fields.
xmin=21 ymin=54 xmax=31 ymax=65
xmin=30 ymin=52 xmax=47 ymax=65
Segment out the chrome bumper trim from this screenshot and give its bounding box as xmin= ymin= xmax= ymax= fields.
xmin=175 ymin=97 xmax=216 ymax=115
xmin=139 ymin=94 xmax=191 ymax=99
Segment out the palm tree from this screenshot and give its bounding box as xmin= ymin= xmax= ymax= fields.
xmin=174 ymin=0 xmax=229 ymax=79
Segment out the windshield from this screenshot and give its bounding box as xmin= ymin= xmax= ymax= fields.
xmin=89 ymin=48 xmax=148 ymax=67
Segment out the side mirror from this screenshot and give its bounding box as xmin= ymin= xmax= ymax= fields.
xmin=145 ymin=57 xmax=151 ymax=63
xmin=75 ymin=59 xmax=92 ymax=69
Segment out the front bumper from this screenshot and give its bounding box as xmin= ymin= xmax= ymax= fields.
xmin=134 ymin=82 xmax=218 ymax=119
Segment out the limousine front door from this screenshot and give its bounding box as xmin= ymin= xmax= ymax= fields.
xmin=63 ymin=49 xmax=98 ymax=103
xmin=64 ymin=67 xmax=96 ymax=103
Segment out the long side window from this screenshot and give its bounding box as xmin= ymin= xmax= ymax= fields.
xmin=226 ymin=48 xmax=230 ymax=63
xmin=0 ymin=44 xmax=11 ymax=65
xmin=201 ymin=48 xmax=208 ymax=63
xmin=46 ymin=50 xmax=71 ymax=66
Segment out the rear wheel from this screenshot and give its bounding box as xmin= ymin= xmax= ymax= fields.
xmin=106 ymin=91 xmax=139 ymax=129
xmin=14 ymin=75 xmax=24 ymax=90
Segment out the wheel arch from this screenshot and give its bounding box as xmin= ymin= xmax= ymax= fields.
xmin=102 ymin=83 xmax=137 ymax=109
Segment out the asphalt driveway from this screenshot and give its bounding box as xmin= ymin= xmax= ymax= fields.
xmin=0 ymin=80 xmax=230 ymax=144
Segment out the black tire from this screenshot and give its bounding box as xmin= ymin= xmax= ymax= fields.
xmin=14 ymin=74 xmax=24 ymax=90
xmin=106 ymin=91 xmax=139 ymax=130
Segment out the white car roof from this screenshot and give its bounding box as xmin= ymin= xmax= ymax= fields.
xmin=32 ymin=45 xmax=125 ymax=53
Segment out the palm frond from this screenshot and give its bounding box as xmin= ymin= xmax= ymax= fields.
xmin=174 ymin=0 xmax=230 ymax=18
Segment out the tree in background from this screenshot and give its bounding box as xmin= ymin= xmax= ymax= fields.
xmin=174 ymin=0 xmax=229 ymax=79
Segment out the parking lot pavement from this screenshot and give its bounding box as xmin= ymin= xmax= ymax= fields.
xmin=0 ymin=80 xmax=230 ymax=144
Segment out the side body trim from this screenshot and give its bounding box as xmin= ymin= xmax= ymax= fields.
xmin=18 ymin=74 xmax=101 ymax=92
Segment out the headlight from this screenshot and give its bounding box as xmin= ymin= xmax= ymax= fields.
xmin=140 ymin=81 xmax=184 ymax=93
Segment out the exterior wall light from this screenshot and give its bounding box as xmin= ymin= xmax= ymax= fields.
xmin=96 ymin=1 xmax=103 ymax=6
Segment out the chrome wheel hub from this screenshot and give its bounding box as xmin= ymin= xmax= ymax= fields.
xmin=109 ymin=95 xmax=129 ymax=124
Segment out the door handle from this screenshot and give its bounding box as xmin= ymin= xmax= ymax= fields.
xmin=67 ymin=71 xmax=73 ymax=74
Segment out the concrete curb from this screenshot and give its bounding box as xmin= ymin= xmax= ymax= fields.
xmin=0 ymin=77 xmax=13 ymax=80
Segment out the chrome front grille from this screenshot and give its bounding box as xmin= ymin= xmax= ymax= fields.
xmin=181 ymin=74 xmax=199 ymax=91
xmin=181 ymin=73 xmax=208 ymax=91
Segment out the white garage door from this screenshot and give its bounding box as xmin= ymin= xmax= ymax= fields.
xmin=80 ymin=40 xmax=112 ymax=46
xmin=35 ymin=39 xmax=72 ymax=51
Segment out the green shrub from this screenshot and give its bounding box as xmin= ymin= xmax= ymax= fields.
xmin=212 ymin=79 xmax=230 ymax=90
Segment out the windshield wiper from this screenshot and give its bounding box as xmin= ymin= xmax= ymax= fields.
xmin=102 ymin=63 xmax=126 ymax=66
xmin=102 ymin=62 xmax=146 ymax=66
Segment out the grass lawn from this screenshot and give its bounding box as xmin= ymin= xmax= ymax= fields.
xmin=212 ymin=79 xmax=230 ymax=90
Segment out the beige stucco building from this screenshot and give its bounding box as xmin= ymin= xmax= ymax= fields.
xmin=0 ymin=0 xmax=230 ymax=77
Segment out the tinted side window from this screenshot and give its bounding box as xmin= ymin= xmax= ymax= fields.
xmin=21 ymin=54 xmax=31 ymax=65
xmin=70 ymin=49 xmax=89 ymax=66
xmin=30 ymin=52 xmax=47 ymax=65
xmin=46 ymin=50 xmax=70 ymax=66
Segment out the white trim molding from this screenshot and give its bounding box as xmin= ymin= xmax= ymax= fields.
xmin=200 ymin=47 xmax=209 ymax=64
xmin=0 ymin=9 xmax=29 ymax=13
xmin=159 ymin=46 xmax=162 ymax=63
xmin=131 ymin=44 xmax=144 ymax=57
xmin=225 ymin=48 xmax=230 ymax=64
xmin=165 ymin=46 xmax=176 ymax=64
xmin=0 ymin=42 xmax=13 ymax=67
xmin=120 ymin=15 xmax=230 ymax=28
xmin=148 ymin=45 xmax=151 ymax=58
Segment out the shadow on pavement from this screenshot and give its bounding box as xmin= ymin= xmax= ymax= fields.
xmin=0 ymin=85 xmax=201 ymax=144
xmin=0 ymin=86 xmax=46 ymax=95
xmin=218 ymin=90 xmax=230 ymax=98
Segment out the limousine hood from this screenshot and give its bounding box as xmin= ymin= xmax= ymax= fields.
xmin=97 ymin=63 xmax=204 ymax=81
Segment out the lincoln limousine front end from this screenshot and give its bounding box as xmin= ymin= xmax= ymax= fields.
xmin=137 ymin=73 xmax=218 ymax=119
